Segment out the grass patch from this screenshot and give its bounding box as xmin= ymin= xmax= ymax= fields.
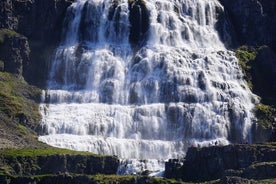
xmin=0 ymin=147 xmax=96 ymax=157
xmin=263 ymin=142 xmax=276 ymax=146
xmin=0 ymin=71 xmax=41 ymax=125
xmin=87 ymin=174 xmax=191 ymax=184
xmin=0 ymin=71 xmax=43 ymax=148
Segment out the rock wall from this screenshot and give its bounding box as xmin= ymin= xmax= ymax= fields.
xmin=220 ymin=0 xmax=276 ymax=142
xmin=165 ymin=144 xmax=276 ymax=182
xmin=0 ymin=0 xmax=72 ymax=44
xmin=0 ymin=0 xmax=72 ymax=86
xmin=0 ymin=29 xmax=29 ymax=76
xmin=0 ymin=154 xmax=119 ymax=176
xmin=219 ymin=0 xmax=276 ymax=48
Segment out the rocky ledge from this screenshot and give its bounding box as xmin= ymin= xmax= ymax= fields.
xmin=165 ymin=143 xmax=276 ymax=182
xmin=0 ymin=148 xmax=119 ymax=183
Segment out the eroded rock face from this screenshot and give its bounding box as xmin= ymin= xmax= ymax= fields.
xmin=0 ymin=154 xmax=119 ymax=176
xmin=0 ymin=0 xmax=72 ymax=43
xmin=219 ymin=0 xmax=276 ymax=48
xmin=0 ymin=30 xmax=29 ymax=76
xmin=0 ymin=0 xmax=72 ymax=85
xmin=253 ymin=47 xmax=276 ymax=100
xmin=165 ymin=144 xmax=276 ymax=182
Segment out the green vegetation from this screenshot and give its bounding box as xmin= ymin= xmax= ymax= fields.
xmin=252 ymin=179 xmax=276 ymax=184
xmin=254 ymin=104 xmax=275 ymax=128
xmin=0 ymin=147 xmax=95 ymax=157
xmin=235 ymin=46 xmax=257 ymax=89
xmin=0 ymin=29 xmax=19 ymax=44
xmin=0 ymin=71 xmax=42 ymax=148
xmin=0 ymin=174 xmax=193 ymax=184
xmin=0 ymin=60 xmax=3 ymax=71
xmin=91 ymin=174 xmax=192 ymax=184
xmin=235 ymin=46 xmax=276 ymax=133
xmin=248 ymin=161 xmax=276 ymax=169
xmin=0 ymin=72 xmax=41 ymax=124
xmin=263 ymin=142 xmax=276 ymax=146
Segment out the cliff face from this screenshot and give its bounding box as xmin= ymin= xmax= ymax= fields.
xmin=0 ymin=29 xmax=29 ymax=76
xmin=0 ymin=0 xmax=276 ymax=183
xmin=0 ymin=0 xmax=72 ymax=86
xmin=219 ymin=0 xmax=276 ymax=48
xmin=219 ymin=0 xmax=276 ymax=142
xmin=0 ymin=148 xmax=120 ymax=184
xmin=0 ymin=154 xmax=118 ymax=176
xmin=165 ymin=143 xmax=276 ymax=182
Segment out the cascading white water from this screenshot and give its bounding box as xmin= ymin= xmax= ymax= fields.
xmin=39 ymin=0 xmax=257 ymax=174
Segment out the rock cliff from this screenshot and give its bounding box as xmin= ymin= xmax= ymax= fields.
xmin=0 ymin=0 xmax=72 ymax=86
xmin=165 ymin=143 xmax=276 ymax=182
xmin=219 ymin=0 xmax=276 ymax=48
xmin=0 ymin=29 xmax=29 ymax=76
xmin=0 ymin=148 xmax=120 ymax=184
xmin=0 ymin=0 xmax=276 ymax=183
xmin=219 ymin=0 xmax=276 ymax=142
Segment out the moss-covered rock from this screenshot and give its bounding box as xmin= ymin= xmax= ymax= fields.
xmin=235 ymin=46 xmax=276 ymax=142
xmin=0 ymin=148 xmax=119 ymax=177
xmin=235 ymin=46 xmax=256 ymax=89
xmin=0 ymin=71 xmax=41 ymax=149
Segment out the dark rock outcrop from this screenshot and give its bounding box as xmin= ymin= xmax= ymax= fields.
xmin=128 ymin=0 xmax=150 ymax=50
xmin=0 ymin=175 xmax=184 ymax=184
xmin=219 ymin=0 xmax=276 ymax=49
xmin=165 ymin=144 xmax=276 ymax=182
xmin=0 ymin=29 xmax=29 ymax=76
xmin=252 ymin=47 xmax=276 ymax=103
xmin=0 ymin=0 xmax=72 ymax=44
xmin=0 ymin=0 xmax=72 ymax=86
xmin=0 ymin=154 xmax=119 ymax=176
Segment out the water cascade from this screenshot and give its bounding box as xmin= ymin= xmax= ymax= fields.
xmin=39 ymin=0 xmax=257 ymax=174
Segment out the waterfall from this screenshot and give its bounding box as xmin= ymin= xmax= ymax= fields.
xmin=39 ymin=0 xmax=257 ymax=175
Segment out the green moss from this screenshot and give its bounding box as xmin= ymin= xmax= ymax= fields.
xmin=0 ymin=165 xmax=12 ymax=176
xmin=0 ymin=71 xmax=41 ymax=125
xmin=249 ymin=162 xmax=276 ymax=169
xmin=91 ymin=174 xmax=190 ymax=184
xmin=0 ymin=29 xmax=19 ymax=44
xmin=235 ymin=46 xmax=257 ymax=89
xmin=252 ymin=178 xmax=276 ymax=184
xmin=254 ymin=103 xmax=275 ymax=129
xmin=0 ymin=71 xmax=43 ymax=148
xmin=236 ymin=46 xmax=276 ymax=132
xmin=0 ymin=147 xmax=96 ymax=157
xmin=0 ymin=60 xmax=3 ymax=71
xmin=263 ymin=142 xmax=276 ymax=146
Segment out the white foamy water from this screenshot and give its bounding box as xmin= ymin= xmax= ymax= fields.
xmin=39 ymin=0 xmax=257 ymax=175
